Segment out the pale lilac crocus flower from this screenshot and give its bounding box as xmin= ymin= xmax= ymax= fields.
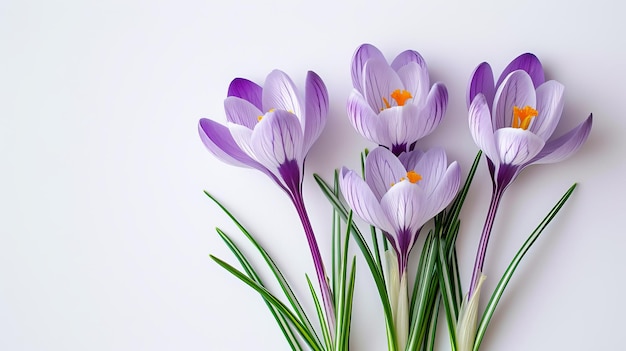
xmin=466 ymin=53 xmax=593 ymax=299
xmin=348 ymin=44 xmax=448 ymax=156
xmin=198 ymin=69 xmax=335 ymax=330
xmin=339 ymin=146 xmax=460 ymax=349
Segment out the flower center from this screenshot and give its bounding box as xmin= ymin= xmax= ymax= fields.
xmin=390 ymin=170 xmax=422 ymax=186
xmin=512 ymin=105 xmax=538 ymax=130
xmin=382 ymin=89 xmax=413 ymax=110
xmin=257 ymin=108 xmax=276 ymax=122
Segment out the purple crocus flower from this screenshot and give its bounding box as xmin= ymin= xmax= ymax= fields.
xmin=339 ymin=146 xmax=460 ymax=274
xmin=348 ymin=44 xmax=448 ymax=156
xmin=340 ymin=146 xmax=460 ymax=349
xmin=466 ymin=53 xmax=593 ymax=297
xmin=198 ymin=69 xmax=335 ymax=330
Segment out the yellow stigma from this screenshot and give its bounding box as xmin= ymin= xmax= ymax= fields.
xmin=382 ymin=89 xmax=413 ymax=110
xmin=406 ymin=170 xmax=422 ymax=184
xmin=390 ymin=171 xmax=422 ymax=187
xmin=512 ymin=105 xmax=538 ymax=130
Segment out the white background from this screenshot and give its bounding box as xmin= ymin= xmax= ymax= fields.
xmin=1 ymin=0 xmax=623 ymax=350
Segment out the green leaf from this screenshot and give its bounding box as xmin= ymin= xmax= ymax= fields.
xmin=216 ymin=229 xmax=302 ymax=351
xmin=211 ymin=255 xmax=324 ymax=351
xmin=204 ymin=191 xmax=321 ymax=345
xmin=314 ymin=173 xmax=397 ymax=351
xmin=306 ymin=275 xmax=333 ymax=351
xmin=473 ymin=183 xmax=578 ymax=351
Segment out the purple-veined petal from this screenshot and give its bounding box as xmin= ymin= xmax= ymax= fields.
xmin=529 ymin=80 xmax=565 ymax=140
xmin=377 ymin=104 xmax=421 ymax=150
xmin=469 ymin=94 xmax=498 ymax=163
xmin=380 ymin=181 xmax=428 ymax=250
xmin=340 ymin=167 xmax=393 ymax=233
xmin=227 ymin=122 xmax=256 ymax=159
xmin=250 ymin=110 xmax=304 ymax=170
xmin=493 ymin=71 xmax=536 ymax=129
xmin=262 ymin=70 xmax=303 ymax=118
xmin=302 ymin=71 xmax=328 ymax=155
xmin=365 ymin=147 xmax=406 ymax=201
xmin=494 ymin=128 xmax=545 ymax=165
xmin=363 ymin=59 xmax=404 ymax=112
xmin=423 ymin=161 xmax=461 ymax=218
xmin=199 ymin=118 xmax=256 ymax=168
xmin=496 ymin=53 xmax=545 ymax=89
xmin=395 ymin=62 xmax=430 ymax=106
xmin=347 ymin=91 xmax=381 ymax=143
xmin=224 ymin=96 xmax=263 ymax=129
xmin=530 ymin=114 xmax=592 ymax=165
xmin=351 ymin=43 xmax=386 ymax=94
xmin=390 ymin=49 xmax=426 ymax=71
xmin=228 ymin=78 xmax=263 ymax=110
xmin=199 ymin=119 xmax=288 ymax=191
xmin=467 ymin=62 xmax=495 ymax=109
xmin=398 ymin=149 xmax=424 ymax=172
xmin=410 ymin=148 xmax=448 ymax=195
xmin=416 ymin=82 xmax=448 ymax=138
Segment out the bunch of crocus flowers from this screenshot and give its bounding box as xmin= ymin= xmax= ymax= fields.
xmin=199 ymin=44 xmax=592 ymax=351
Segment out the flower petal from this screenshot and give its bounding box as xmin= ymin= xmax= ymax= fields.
xmin=529 ymin=80 xmax=565 ymax=140
xmin=380 ymin=181 xmax=428 ymax=245
xmin=351 ymin=43 xmax=386 ymax=94
xmin=467 ymin=62 xmax=495 ymax=110
xmin=530 ymin=114 xmax=592 ymax=165
xmin=423 ymin=161 xmax=461 ymax=218
xmin=416 ymin=82 xmax=448 ymax=138
xmin=302 ymin=71 xmax=328 ymax=155
xmin=198 ymin=118 xmax=260 ymax=169
xmin=410 ymin=147 xmax=448 ymax=194
xmin=494 ymin=128 xmax=545 ymax=165
xmin=365 ymin=147 xmax=407 ymax=201
xmin=377 ymin=104 xmax=421 ymax=151
xmin=363 ymin=59 xmax=404 ymax=112
xmin=395 ymin=62 xmax=430 ymax=106
xmin=398 ymin=149 xmax=424 ymax=172
xmin=224 ymin=96 xmax=263 ymax=129
xmin=227 ymin=78 xmax=263 ymax=110
xmin=347 ymin=91 xmax=381 ymax=144
xmin=468 ymin=94 xmax=499 ymax=163
xmin=493 ymin=70 xmax=536 ymax=129
xmin=250 ymin=110 xmax=303 ymax=170
xmin=390 ymin=49 xmax=426 ymax=71
xmin=340 ymin=167 xmax=393 ymax=233
xmin=496 ymin=53 xmax=545 ymax=89
xmin=262 ymin=70 xmax=303 ymax=117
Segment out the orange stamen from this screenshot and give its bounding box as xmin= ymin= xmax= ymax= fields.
xmin=406 ymin=170 xmax=422 ymax=183
xmin=512 ymin=106 xmax=538 ymax=130
xmin=381 ymin=89 xmax=413 ymax=110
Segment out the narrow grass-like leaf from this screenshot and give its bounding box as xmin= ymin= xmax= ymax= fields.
xmin=314 ymin=174 xmax=397 ymax=351
xmin=340 ymin=257 xmax=357 ymax=351
xmin=332 ymin=170 xmax=341 ymax=309
xmin=423 ymin=293 xmax=441 ymax=351
xmin=306 ymin=275 xmax=333 ymax=350
xmin=437 ymin=236 xmax=457 ymax=350
xmin=204 ymin=191 xmax=321 ymax=345
xmin=473 ymin=183 xmax=577 ymax=351
xmin=211 ymin=255 xmax=324 ymax=351
xmin=406 ymin=231 xmax=439 ymax=351
xmin=216 ymin=229 xmax=302 ymax=351
xmin=335 ymin=212 xmax=353 ymax=351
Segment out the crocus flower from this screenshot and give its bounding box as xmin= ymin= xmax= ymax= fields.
xmin=339 ymin=146 xmax=460 ymax=349
xmin=348 ymin=44 xmax=448 ymax=155
xmin=466 ymin=53 xmax=593 ymax=297
xmin=198 ymin=69 xmax=335 ymax=330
